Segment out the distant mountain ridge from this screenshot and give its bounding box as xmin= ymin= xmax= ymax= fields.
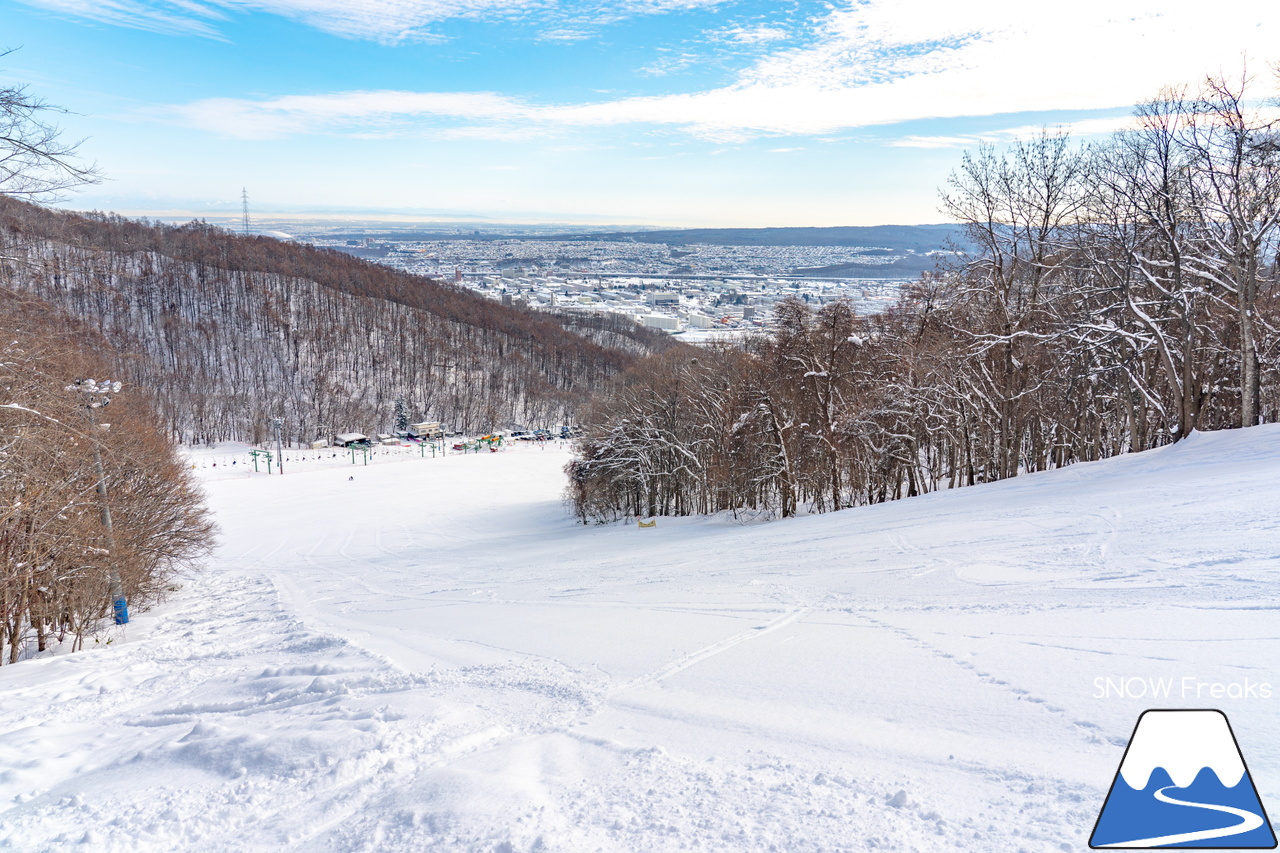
xmin=320 ymin=224 xmax=970 ymax=253
xmin=557 ymin=224 xmax=969 ymax=251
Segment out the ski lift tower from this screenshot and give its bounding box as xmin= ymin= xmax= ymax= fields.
xmin=270 ymin=417 xmax=284 ymax=474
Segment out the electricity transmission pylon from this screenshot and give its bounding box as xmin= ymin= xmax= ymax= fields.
xmin=241 ymin=188 xmax=251 ymax=236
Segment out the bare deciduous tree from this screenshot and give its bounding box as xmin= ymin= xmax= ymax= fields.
xmin=0 ymin=51 xmax=101 ymax=201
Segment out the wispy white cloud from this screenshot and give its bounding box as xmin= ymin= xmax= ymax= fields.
xmin=22 ymin=0 xmax=546 ymax=42
xmin=171 ymin=90 xmax=537 ymax=137
xmin=533 ymin=0 xmax=724 ymax=41
xmin=161 ymin=0 xmax=1280 ymax=139
xmin=535 ymin=27 xmax=593 ymax=42
xmin=620 ymin=0 xmax=720 ymax=10
xmin=436 ymin=124 xmax=558 ymax=141
xmin=19 ymin=0 xmax=725 ymax=42
xmin=890 ymin=116 xmax=1139 ymax=148
xmin=715 ymin=24 xmax=789 ymax=45
xmin=888 ymin=135 xmax=976 ymax=149
xmin=21 ymin=0 xmax=230 ymax=38
xmin=637 ymin=51 xmax=699 ymax=77
xmin=885 ymin=109 xmax=1280 ymax=149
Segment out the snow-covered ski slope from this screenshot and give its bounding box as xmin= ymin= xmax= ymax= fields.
xmin=3 ymin=428 xmax=1280 ymax=852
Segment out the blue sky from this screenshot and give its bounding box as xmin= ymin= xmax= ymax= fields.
xmin=3 ymin=0 xmax=1278 ymax=226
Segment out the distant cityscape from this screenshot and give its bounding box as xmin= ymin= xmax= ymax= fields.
xmin=303 ymin=234 xmax=935 ymax=340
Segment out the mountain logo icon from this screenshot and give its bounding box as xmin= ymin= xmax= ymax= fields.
xmin=1090 ymin=709 xmax=1277 ymax=848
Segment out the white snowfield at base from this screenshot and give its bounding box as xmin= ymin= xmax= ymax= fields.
xmin=1118 ymin=710 xmax=1246 ymax=790
xmin=2 ymin=428 xmax=1280 ymax=851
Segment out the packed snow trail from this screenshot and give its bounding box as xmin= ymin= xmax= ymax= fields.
xmin=3 ymin=429 xmax=1280 ymax=851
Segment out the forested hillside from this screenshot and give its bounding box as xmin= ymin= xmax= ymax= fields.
xmin=0 ymin=198 xmax=672 ymax=444
xmin=569 ymin=75 xmax=1280 ymax=521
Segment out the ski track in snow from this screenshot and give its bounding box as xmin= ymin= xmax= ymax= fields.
xmin=3 ymin=430 xmax=1280 ymax=851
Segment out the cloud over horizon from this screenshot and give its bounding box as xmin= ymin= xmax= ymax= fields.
xmin=164 ymin=0 xmax=1280 ymax=143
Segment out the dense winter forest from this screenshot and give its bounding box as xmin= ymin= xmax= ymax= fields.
xmin=0 ymin=199 xmax=674 ymax=444
xmin=568 ymin=73 xmax=1280 ymax=521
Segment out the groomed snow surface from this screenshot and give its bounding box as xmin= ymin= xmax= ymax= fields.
xmin=4 ymin=428 xmax=1280 ymax=852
